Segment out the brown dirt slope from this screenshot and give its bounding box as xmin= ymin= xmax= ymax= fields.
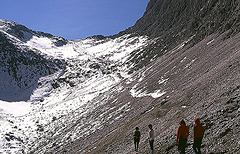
xmin=85 ymin=32 xmax=240 ymax=153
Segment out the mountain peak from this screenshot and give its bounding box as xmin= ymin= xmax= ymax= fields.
xmin=0 ymin=19 xmax=17 ymax=25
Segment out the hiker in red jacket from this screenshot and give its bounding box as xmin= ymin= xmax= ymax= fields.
xmin=193 ymin=118 xmax=204 ymax=154
xmin=176 ymin=119 xmax=189 ymax=154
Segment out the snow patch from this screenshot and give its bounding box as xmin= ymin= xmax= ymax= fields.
xmin=207 ymin=39 xmax=215 ymax=45
xmin=184 ymin=58 xmax=197 ymax=69
xmin=26 ymin=37 xmax=81 ymax=59
xmin=130 ymin=86 xmax=166 ymax=98
xmin=79 ymin=34 xmax=149 ymax=62
xmin=158 ymin=77 xmax=169 ymax=84
xmin=0 ymin=100 xmax=31 ymax=117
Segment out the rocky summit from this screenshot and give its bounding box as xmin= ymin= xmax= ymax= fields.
xmin=0 ymin=0 xmax=239 ymax=154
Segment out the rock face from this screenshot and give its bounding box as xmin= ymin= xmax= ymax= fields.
xmin=125 ymin=0 xmax=240 ymax=38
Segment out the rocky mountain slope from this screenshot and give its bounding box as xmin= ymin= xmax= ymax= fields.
xmin=0 ymin=0 xmax=239 ymax=154
xmin=87 ymin=32 xmax=239 ymax=154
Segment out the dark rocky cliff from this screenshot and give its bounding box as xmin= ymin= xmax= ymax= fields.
xmin=125 ymin=0 xmax=240 ymax=38
xmin=119 ymin=0 xmax=240 ymax=73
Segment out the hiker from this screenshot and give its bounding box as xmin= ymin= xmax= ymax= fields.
xmin=193 ymin=118 xmax=204 ymax=154
xmin=176 ymin=119 xmax=189 ymax=154
xmin=148 ymin=124 xmax=154 ymax=154
xmin=133 ymin=127 xmax=141 ymax=152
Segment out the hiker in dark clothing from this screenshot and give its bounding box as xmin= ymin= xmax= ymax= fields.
xmin=176 ymin=120 xmax=189 ymax=154
xmin=133 ymin=127 xmax=141 ymax=151
xmin=193 ymin=118 xmax=204 ymax=154
xmin=148 ymin=124 xmax=154 ymax=154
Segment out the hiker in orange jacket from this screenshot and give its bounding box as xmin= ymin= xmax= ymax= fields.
xmin=193 ymin=118 xmax=204 ymax=154
xmin=176 ymin=119 xmax=189 ymax=154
